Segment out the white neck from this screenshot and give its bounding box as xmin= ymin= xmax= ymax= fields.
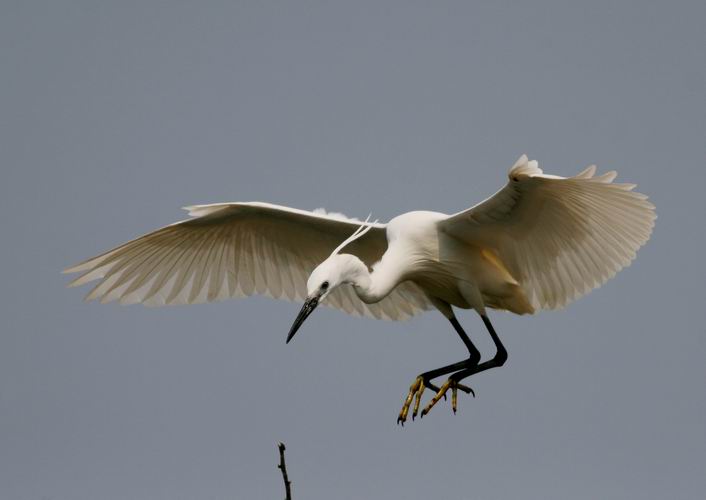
xmin=339 ymin=254 xmax=400 ymax=304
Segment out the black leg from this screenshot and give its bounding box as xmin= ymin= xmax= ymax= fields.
xmin=419 ymin=314 xmax=508 ymax=418
xmin=397 ymin=315 xmax=482 ymax=424
xmin=449 ymin=314 xmax=507 ymax=383
xmin=451 ymin=317 xmax=483 ymax=362
xmin=416 ymin=317 xmax=481 ymax=389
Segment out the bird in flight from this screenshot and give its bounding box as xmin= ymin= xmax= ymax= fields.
xmin=64 ymin=155 xmax=655 ymax=423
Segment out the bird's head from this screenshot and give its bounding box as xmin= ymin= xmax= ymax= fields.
xmin=285 ymin=254 xmax=368 ymax=344
xmin=286 ymin=218 xmax=376 ymax=344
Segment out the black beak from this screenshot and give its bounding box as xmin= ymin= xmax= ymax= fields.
xmin=286 ymin=296 xmax=319 ymax=343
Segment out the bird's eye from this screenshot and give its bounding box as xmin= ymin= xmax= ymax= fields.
xmin=321 ymin=281 xmax=329 ymax=290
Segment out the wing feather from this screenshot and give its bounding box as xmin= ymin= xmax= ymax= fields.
xmin=206 ymin=231 xmax=228 ymax=302
xmin=65 ymin=202 xmax=431 ymax=320
xmin=440 ymin=156 xmax=655 ymax=311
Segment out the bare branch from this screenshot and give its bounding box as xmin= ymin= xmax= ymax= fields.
xmin=277 ymin=442 xmax=292 ymax=500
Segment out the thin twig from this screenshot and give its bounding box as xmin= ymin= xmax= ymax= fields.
xmin=277 ymin=442 xmax=292 ymax=500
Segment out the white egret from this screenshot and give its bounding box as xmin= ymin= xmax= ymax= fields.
xmin=64 ymin=155 xmax=655 ymax=423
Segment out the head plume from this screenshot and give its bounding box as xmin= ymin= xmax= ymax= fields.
xmin=330 ymin=214 xmax=378 ymax=257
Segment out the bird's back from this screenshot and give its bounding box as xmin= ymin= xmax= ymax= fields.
xmin=381 ymin=211 xmax=502 ymax=311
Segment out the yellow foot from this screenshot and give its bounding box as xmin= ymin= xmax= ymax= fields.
xmin=421 ymin=379 xmax=475 ymax=418
xmin=398 ymin=376 xmax=475 ymax=424
xmin=397 ymin=376 xmax=426 ymax=425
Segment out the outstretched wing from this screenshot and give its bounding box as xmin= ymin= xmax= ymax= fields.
xmin=439 ymin=155 xmax=656 ymax=311
xmin=64 ymin=202 xmax=432 ymax=320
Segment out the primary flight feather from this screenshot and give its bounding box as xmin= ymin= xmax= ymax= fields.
xmin=65 ymin=155 xmax=655 ymax=423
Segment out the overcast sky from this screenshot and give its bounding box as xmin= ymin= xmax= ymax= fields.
xmin=2 ymin=1 xmax=705 ymax=499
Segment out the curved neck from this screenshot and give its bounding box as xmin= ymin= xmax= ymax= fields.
xmin=341 ymin=255 xmax=400 ymax=304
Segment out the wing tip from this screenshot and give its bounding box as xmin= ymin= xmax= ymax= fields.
xmin=63 ymin=262 xmax=88 ymax=274
xmin=574 ymin=165 xmax=597 ymax=179
xmin=508 ymin=154 xmax=543 ymax=181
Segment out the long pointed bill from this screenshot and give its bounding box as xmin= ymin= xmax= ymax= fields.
xmin=286 ymin=296 xmax=319 ymax=343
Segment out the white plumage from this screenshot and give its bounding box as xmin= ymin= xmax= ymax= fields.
xmin=64 ymin=201 xmax=431 ymax=320
xmin=65 ymin=155 xmax=654 ymax=318
xmin=440 ymin=157 xmax=655 ymax=311
xmin=65 ymin=155 xmax=655 ymax=421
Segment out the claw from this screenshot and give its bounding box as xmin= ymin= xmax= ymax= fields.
xmin=457 ymin=383 xmax=475 ymax=397
xmin=398 ymin=376 xmax=423 ymax=424
xmin=421 ymin=379 xmax=452 ymax=417
xmin=421 ymin=379 xmax=475 ymax=417
xmin=399 ymin=375 xmax=476 ymax=423
xmin=411 ymin=378 xmax=425 ymax=420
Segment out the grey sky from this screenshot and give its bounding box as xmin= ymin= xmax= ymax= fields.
xmin=1 ymin=1 xmax=705 ymax=499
